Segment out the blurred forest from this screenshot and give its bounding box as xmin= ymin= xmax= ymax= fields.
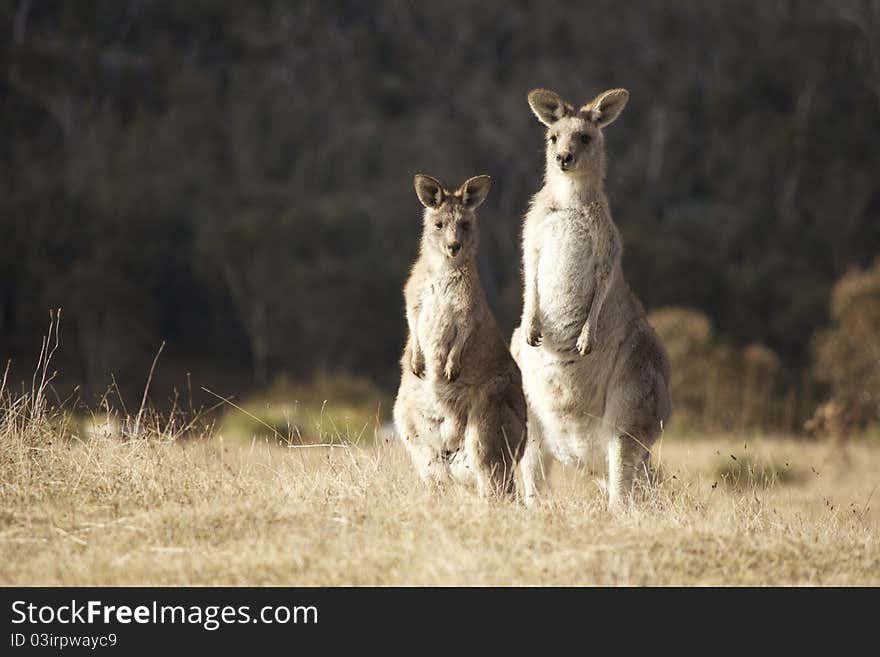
xmin=1 ymin=1 xmax=879 ymax=434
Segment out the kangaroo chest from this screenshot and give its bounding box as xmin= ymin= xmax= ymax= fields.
xmin=416 ymin=274 xmax=474 ymax=362
xmin=535 ymin=211 xmax=598 ymax=344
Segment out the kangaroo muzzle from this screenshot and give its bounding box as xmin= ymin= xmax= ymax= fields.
xmin=447 ymin=241 xmax=462 ymax=257
xmin=556 ymin=151 xmax=574 ymax=170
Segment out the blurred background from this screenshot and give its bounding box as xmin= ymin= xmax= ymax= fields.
xmin=1 ymin=0 xmax=879 ymax=440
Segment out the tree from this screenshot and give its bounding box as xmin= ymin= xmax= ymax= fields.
xmin=813 ymin=259 xmax=880 ymax=427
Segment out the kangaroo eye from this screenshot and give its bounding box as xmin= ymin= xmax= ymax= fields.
xmin=461 ymin=222 xmax=471 ymax=231
xmin=580 ymin=134 xmax=591 ymax=144
xmin=549 ymin=135 xmax=557 ymax=144
xmin=434 ymin=221 xmax=443 ymax=229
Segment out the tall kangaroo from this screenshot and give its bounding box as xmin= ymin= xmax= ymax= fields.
xmin=511 ymin=88 xmax=671 ymax=509
xmin=394 ymin=174 xmax=527 ymax=497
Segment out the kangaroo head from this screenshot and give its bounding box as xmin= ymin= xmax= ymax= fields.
xmin=413 ymin=174 xmax=491 ymax=265
xmin=528 ymin=87 xmax=629 ymax=179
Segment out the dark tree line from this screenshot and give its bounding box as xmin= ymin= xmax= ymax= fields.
xmin=2 ymin=1 xmax=879 ymax=414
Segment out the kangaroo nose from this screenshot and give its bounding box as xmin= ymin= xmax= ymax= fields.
xmin=557 ymin=152 xmax=573 ymax=166
xmin=448 ymin=241 xmax=461 ymax=255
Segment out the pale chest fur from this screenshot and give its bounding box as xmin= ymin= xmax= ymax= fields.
xmin=416 ymin=271 xmax=474 ymax=372
xmin=527 ymin=202 xmax=615 ymax=350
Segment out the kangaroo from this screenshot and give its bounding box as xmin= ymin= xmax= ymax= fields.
xmin=393 ymin=174 xmax=527 ymax=497
xmin=511 ymin=88 xmax=671 ymax=510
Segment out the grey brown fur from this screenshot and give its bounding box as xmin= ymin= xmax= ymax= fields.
xmin=394 ymin=174 xmax=527 ymax=496
xmin=512 ymin=88 xmax=671 ymax=509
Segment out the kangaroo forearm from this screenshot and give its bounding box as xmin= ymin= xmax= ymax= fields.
xmin=586 ymin=284 xmax=608 ymax=329
xmin=406 ymin=304 xmax=421 ymax=352
xmin=447 ymin=325 xmax=471 ymax=362
xmin=406 ymin=303 xmax=426 ymax=376
xmin=441 ymin=326 xmax=470 ymax=381
xmin=577 ymin=261 xmax=615 ymax=356
xmin=523 ymin=250 xmax=541 ymax=326
xmin=526 ymin=277 xmax=540 ymax=321
xmin=445 ymin=342 xmax=462 ymax=369
xmin=585 ymin=239 xmax=620 ymax=330
xmin=410 ymin=334 xmax=422 ymax=359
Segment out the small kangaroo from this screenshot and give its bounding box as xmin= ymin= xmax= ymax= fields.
xmin=393 ymin=174 xmax=527 ymax=497
xmin=512 ymin=88 xmax=671 ymax=509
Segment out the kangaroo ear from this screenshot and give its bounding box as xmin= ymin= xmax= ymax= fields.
xmin=581 ymin=88 xmax=629 ymax=127
xmin=528 ymin=88 xmax=571 ymax=126
xmin=458 ymin=175 xmax=491 ymax=209
xmin=414 ymin=174 xmax=446 ymax=209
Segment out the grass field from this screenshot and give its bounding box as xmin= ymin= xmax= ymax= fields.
xmin=2 ymin=388 xmax=878 ymax=586
xmin=1 ymin=324 xmax=877 ymax=587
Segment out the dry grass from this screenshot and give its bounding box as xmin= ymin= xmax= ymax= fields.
xmin=2 ymin=322 xmax=878 ymax=586
xmin=2 ymin=415 xmax=879 ymax=585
